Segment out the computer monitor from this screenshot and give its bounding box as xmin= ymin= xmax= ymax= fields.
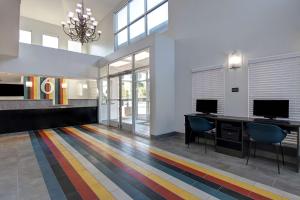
xmin=196 ymin=99 xmax=217 ymax=114
xmin=253 ymin=100 xmax=289 ymax=119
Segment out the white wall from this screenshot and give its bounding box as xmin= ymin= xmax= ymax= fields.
xmin=67 ymin=79 xmax=98 ymax=99
xmin=0 ymin=43 xmax=101 ymax=78
xmin=88 ymin=10 xmax=115 ymax=57
xmin=151 ymin=35 xmax=175 ymax=135
xmin=96 ymin=0 xmax=300 ymax=133
xmin=169 ymin=0 xmax=300 ymax=132
xmin=20 ymin=17 xmax=89 ymax=54
xmin=0 ymin=0 xmax=21 ymax=57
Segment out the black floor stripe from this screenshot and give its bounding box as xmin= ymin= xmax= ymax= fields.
xmin=78 ymin=126 xmax=252 ymax=200
xmin=33 ymin=131 xmax=82 ymax=200
xmin=55 ymin=128 xmax=165 ymax=200
xmin=29 ymin=131 xmax=67 ymax=200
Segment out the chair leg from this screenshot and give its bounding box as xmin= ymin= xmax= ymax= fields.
xmin=188 ymin=131 xmax=192 ymax=148
xmin=274 ymin=145 xmax=280 ymax=174
xmin=214 ymin=136 xmax=217 ymax=151
xmin=204 ymin=135 xmax=207 ymax=154
xmin=254 ymin=142 xmax=257 ymax=158
xmin=280 ymin=142 xmax=285 ymax=165
xmin=246 ymin=140 xmax=252 ymax=165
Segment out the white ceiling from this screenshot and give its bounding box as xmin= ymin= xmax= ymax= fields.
xmin=20 ymin=0 xmax=123 ymax=26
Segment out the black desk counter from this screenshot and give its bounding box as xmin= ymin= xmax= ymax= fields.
xmin=185 ymin=114 xmax=300 ymax=172
xmin=0 ymin=106 xmax=98 ymax=134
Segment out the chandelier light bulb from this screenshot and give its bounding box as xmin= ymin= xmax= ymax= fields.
xmin=68 ymin=12 xmax=74 ymax=18
xmin=77 ymin=3 xmax=82 ymax=8
xmin=67 ymin=20 xmax=71 ymax=24
xmin=90 ymin=17 xmax=95 ymax=21
xmin=86 ymin=8 xmax=91 ymax=12
xmin=86 ymin=33 xmax=91 ymax=37
xmin=87 ymin=12 xmax=92 ymax=16
xmin=93 ymin=21 xmax=98 ymax=26
xmin=61 ymin=21 xmax=66 ymax=26
xmin=83 ymin=14 xmax=88 ymax=19
xmin=76 ymin=8 xmax=81 ymax=13
xmin=98 ymin=30 xmax=102 ymax=35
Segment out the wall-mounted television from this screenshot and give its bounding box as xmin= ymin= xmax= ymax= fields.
xmin=196 ymin=99 xmax=218 ymax=114
xmin=0 ymin=84 xmax=24 ymax=97
xmin=253 ymin=100 xmax=289 ymax=119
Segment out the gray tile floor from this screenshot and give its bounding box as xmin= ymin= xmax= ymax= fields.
xmin=1 ymin=126 xmax=300 ymax=199
xmin=146 ymin=132 xmax=300 ymax=196
xmin=0 ymin=133 xmax=50 ymax=200
xmin=94 ymin=124 xmax=300 ymax=196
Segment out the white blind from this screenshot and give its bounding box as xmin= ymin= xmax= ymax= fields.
xmin=192 ymin=68 xmax=225 ymax=114
xmin=248 ymin=55 xmax=300 ymax=120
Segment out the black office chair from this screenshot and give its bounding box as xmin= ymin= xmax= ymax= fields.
xmin=188 ymin=116 xmax=215 ymax=153
xmin=246 ymin=122 xmax=287 ymax=174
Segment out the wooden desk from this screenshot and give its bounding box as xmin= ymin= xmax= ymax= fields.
xmin=185 ymin=114 xmax=300 ymax=172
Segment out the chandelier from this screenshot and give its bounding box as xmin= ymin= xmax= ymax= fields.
xmin=61 ymin=0 xmax=101 ymax=45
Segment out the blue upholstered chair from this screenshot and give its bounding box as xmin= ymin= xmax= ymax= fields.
xmin=188 ymin=116 xmax=215 ymax=153
xmin=246 ymin=122 xmax=287 ymax=174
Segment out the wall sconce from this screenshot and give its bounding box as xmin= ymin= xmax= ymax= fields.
xmin=228 ymin=51 xmax=243 ymax=68
xmin=61 ymin=83 xmax=68 ymax=89
xmin=25 ymin=81 xmax=33 ymax=88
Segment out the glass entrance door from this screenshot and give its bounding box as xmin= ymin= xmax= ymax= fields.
xmin=134 ymin=69 xmax=150 ymax=136
xmin=103 ymin=48 xmax=150 ymax=136
xmin=121 ymin=74 xmax=133 ymax=131
xmin=99 ymin=78 xmax=108 ymax=125
xmin=109 ymin=76 xmax=120 ymax=128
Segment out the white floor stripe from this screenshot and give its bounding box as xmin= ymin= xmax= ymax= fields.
xmin=48 ymin=129 xmax=133 ymax=200
xmin=74 ymin=127 xmax=215 ymax=200
xmin=89 ymin=124 xmax=300 ymax=200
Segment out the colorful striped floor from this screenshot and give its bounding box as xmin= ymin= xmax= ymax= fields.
xmin=29 ymin=124 xmax=299 ymax=200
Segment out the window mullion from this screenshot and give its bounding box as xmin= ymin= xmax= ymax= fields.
xmin=114 ymin=0 xmax=168 ymax=49
xmin=144 ymin=0 xmax=147 ymax=36
xmin=127 ymin=0 xmax=130 ymax=45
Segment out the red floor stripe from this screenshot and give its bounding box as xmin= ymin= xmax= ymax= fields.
xmin=81 ymin=126 xmax=273 ymax=200
xmin=62 ymin=127 xmax=184 ymax=200
xmin=39 ymin=130 xmax=99 ymax=200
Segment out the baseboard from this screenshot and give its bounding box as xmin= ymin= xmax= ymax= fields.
xmin=151 ymin=131 xmax=181 ymax=139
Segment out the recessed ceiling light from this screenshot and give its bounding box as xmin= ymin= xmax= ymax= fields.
xmin=135 ymin=51 xmax=149 ymax=61
xmin=110 ymin=60 xmax=130 ymax=67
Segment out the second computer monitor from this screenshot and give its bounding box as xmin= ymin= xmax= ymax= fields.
xmin=196 ymin=99 xmax=218 ymax=114
xmin=253 ymin=100 xmax=289 ymax=119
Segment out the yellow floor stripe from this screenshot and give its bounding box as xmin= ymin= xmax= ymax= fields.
xmin=84 ymin=124 xmax=287 ymax=200
xmin=42 ymin=130 xmax=115 ymax=200
xmin=66 ymin=127 xmax=201 ymax=200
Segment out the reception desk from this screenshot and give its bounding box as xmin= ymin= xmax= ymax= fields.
xmin=0 ymin=100 xmax=97 ymax=134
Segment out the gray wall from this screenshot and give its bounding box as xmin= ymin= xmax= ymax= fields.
xmin=96 ymin=0 xmax=300 ymax=133
xmin=0 ymin=0 xmax=20 ymax=57
xmin=170 ymin=0 xmax=300 ymax=132
xmin=20 ymin=17 xmax=90 ymax=53
xmin=0 ymin=43 xmax=100 ymax=78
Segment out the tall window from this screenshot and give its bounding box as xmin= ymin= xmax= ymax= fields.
xmin=114 ymin=0 xmax=168 ymax=49
xmin=19 ymin=30 xmax=32 ymax=44
xmin=42 ymin=35 xmax=59 ymax=49
xmin=68 ymin=41 xmax=82 ymax=53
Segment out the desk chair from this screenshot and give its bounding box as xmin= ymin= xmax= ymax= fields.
xmin=246 ymin=122 xmax=287 ymax=174
xmin=188 ymin=116 xmax=215 ymax=153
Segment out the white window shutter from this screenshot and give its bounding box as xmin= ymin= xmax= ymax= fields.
xmin=248 ymin=55 xmax=300 ymax=120
xmin=192 ymin=68 xmax=225 ymax=114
